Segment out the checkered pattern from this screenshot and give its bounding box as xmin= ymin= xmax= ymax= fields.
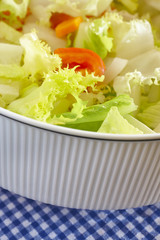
xmin=0 ymin=188 xmax=159 ymax=240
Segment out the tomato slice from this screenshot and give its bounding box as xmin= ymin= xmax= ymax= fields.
xmin=54 ymin=48 xmax=105 ymax=76
xmin=50 ymin=13 xmax=73 ymax=29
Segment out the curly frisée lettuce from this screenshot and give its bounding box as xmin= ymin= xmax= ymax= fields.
xmin=20 ymin=31 xmax=61 ymax=80
xmin=8 ymin=67 xmax=104 ymax=123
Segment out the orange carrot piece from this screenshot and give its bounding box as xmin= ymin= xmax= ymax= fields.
xmin=55 ymin=16 xmax=83 ymax=38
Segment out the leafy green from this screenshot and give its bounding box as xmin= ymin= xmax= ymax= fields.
xmin=115 ymin=0 xmax=138 ymax=13
xmin=19 ymin=31 xmax=62 ymax=81
xmin=137 ymin=101 xmax=160 ymax=129
xmin=104 ymin=12 xmax=154 ymax=59
xmin=65 ymin=94 xmax=137 ymax=131
xmin=8 ymin=67 xmax=104 ymax=123
xmin=113 ymin=69 xmax=160 ymax=113
xmin=48 ymin=0 xmax=113 ymax=17
xmin=73 ymin=18 xmax=113 ymax=59
xmin=0 ymin=0 xmax=30 ymax=29
xmin=98 ymin=106 xmax=143 ymax=134
xmin=0 ymin=21 xmax=22 ymax=44
xmin=0 ymin=43 xmax=23 ymax=65
xmin=0 ymin=84 xmax=19 ymax=107
xmin=0 ymin=0 xmax=30 ymax=18
xmin=124 ymin=114 xmax=155 ymax=133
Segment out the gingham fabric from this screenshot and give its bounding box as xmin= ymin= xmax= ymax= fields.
xmin=0 ymin=187 xmax=159 ymax=240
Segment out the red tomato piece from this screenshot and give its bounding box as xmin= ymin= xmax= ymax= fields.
xmin=54 ymin=48 xmax=106 ymax=76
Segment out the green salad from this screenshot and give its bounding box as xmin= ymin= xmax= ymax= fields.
xmin=0 ymin=0 xmax=160 ymax=134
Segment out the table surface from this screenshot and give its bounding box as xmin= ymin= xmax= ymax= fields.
xmin=0 ymin=187 xmax=159 ymax=240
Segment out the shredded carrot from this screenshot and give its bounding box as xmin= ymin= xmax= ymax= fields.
xmin=55 ymin=16 xmax=83 ymax=38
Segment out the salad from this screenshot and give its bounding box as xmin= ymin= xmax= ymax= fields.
xmin=0 ymin=0 xmax=160 ymax=135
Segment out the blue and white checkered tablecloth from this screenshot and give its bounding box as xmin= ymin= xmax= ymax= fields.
xmin=0 ymin=187 xmax=159 ymax=240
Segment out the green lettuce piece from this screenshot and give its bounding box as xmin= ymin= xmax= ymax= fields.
xmin=0 ymin=0 xmax=29 ymax=18
xmin=0 ymin=65 xmax=26 ymax=107
xmin=0 ymin=0 xmax=30 ymax=29
xmin=138 ymin=0 xmax=160 ymax=47
xmin=30 ymin=0 xmax=113 ymax=25
xmin=121 ymin=49 xmax=160 ymax=79
xmin=19 ymin=31 xmax=62 ymax=80
xmin=124 ymin=114 xmax=155 ymax=134
xmin=48 ymin=0 xmax=112 ymax=17
xmin=116 ymin=0 xmax=138 ymax=13
xmin=143 ymin=0 xmax=160 ymax=11
xmin=154 ymin=122 xmax=160 ymax=133
xmin=0 ymin=21 xmax=22 ymax=44
xmin=0 ymin=64 xmax=30 ymax=106
xmin=137 ymin=101 xmax=160 ymax=129
xmin=73 ymin=18 xmax=113 ymax=59
xmin=0 ymin=84 xmax=19 ymax=107
xmin=0 ymin=43 xmax=23 ymax=65
xmin=0 ymin=31 xmax=63 ymax=108
xmin=0 ymin=64 xmax=25 ymax=79
xmin=104 ymin=12 xmax=154 ymax=59
xmin=65 ymin=94 xmax=137 ymax=131
xmin=113 ymin=69 xmax=160 ymax=113
xmin=98 ymin=106 xmax=143 ymax=134
xmin=7 ymin=67 xmax=104 ymax=123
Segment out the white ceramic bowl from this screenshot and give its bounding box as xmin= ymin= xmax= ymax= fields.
xmin=0 ymin=107 xmax=160 ymax=210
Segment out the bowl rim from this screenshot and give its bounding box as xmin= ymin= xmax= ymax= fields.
xmin=1 ymin=107 xmax=160 ymax=142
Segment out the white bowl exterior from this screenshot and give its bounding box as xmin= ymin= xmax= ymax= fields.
xmin=0 ymin=113 xmax=160 ymax=210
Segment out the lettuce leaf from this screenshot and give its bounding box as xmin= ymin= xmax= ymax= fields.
xmin=137 ymin=101 xmax=160 ymax=129
xmin=0 ymin=84 xmax=19 ymax=107
xmin=104 ymin=12 xmax=154 ymax=59
xmin=0 ymin=64 xmax=28 ymax=107
xmin=0 ymin=43 xmax=23 ymax=65
xmin=0 ymin=31 xmax=63 ymax=106
xmin=30 ymin=0 xmax=113 ymax=25
xmin=103 ymin=57 xmax=128 ymax=83
xmin=7 ymin=67 xmax=104 ymax=123
xmin=144 ymin=0 xmax=160 ymax=11
xmin=124 ymin=114 xmax=155 ymax=133
xmin=0 ymin=21 xmax=22 ymax=44
xmin=98 ymin=106 xmax=143 ymax=134
xmin=64 ymin=94 xmax=137 ymax=131
xmin=116 ymin=0 xmax=138 ymax=13
xmin=73 ymin=18 xmax=113 ymax=59
xmin=121 ymin=49 xmax=160 ymax=78
xmin=22 ymin=22 xmax=67 ymax=51
xmin=113 ymin=69 xmax=160 ymax=112
xmin=0 ymin=0 xmax=29 ymax=18
xmin=48 ymin=0 xmax=112 ymax=17
xmin=19 ymin=31 xmax=62 ymax=80
xmin=0 ymin=0 xmax=30 ymax=29
xmin=154 ymin=122 xmax=160 ymax=133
